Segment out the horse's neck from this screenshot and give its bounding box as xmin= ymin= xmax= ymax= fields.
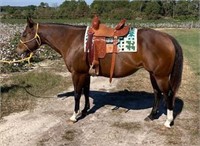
xmin=39 ymin=24 xmax=85 ymax=56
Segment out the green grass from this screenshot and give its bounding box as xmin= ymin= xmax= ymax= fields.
xmin=164 ymin=29 xmax=200 ymax=75
xmin=1 ymin=70 xmax=71 ymax=117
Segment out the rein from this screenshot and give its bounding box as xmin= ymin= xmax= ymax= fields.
xmin=0 ymin=23 xmax=41 ymax=65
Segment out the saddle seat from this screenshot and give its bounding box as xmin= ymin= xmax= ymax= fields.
xmin=90 ymin=16 xmax=129 ymax=37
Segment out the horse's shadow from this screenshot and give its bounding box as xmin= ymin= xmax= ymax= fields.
xmin=89 ymin=90 xmax=155 ymax=112
xmin=58 ymin=90 xmax=184 ymax=120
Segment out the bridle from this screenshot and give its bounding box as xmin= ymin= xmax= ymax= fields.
xmin=0 ymin=23 xmax=41 ymax=64
xmin=20 ymin=23 xmax=41 ymax=52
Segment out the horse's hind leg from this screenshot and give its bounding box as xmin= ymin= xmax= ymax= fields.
xmin=155 ymin=76 xmax=174 ymax=128
xmin=145 ymin=74 xmax=162 ymax=121
xmin=164 ymin=89 xmax=174 ymax=128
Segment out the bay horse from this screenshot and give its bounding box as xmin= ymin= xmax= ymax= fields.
xmin=16 ymin=18 xmax=183 ymax=128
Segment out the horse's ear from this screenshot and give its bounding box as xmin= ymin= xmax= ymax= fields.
xmin=27 ymin=17 xmax=34 ymax=28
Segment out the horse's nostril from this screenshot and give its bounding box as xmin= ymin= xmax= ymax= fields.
xmin=20 ymin=53 xmax=26 ymax=59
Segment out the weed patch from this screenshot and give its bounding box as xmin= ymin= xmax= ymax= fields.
xmin=112 ymin=121 xmax=142 ymax=132
xmin=1 ymin=70 xmax=71 ymax=117
xmin=62 ymin=130 xmax=76 ymax=141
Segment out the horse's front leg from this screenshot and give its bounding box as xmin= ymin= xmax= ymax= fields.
xmin=70 ymin=91 xmax=82 ymax=122
xmin=82 ymin=75 xmax=90 ymax=116
xmin=70 ymin=72 xmax=89 ymax=122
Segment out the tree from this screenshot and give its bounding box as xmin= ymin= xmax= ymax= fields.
xmin=74 ymin=0 xmax=90 ymax=18
xmin=34 ymin=2 xmax=57 ymax=19
xmin=188 ymin=0 xmax=199 ymax=20
xmin=59 ymin=0 xmax=77 ymax=18
xmin=110 ymin=8 xmax=132 ymax=19
xmin=130 ymin=1 xmax=146 ymax=19
xmin=90 ymin=0 xmax=130 ymax=19
xmin=90 ymin=1 xmax=106 ymax=17
xmin=161 ymin=1 xmax=174 ymax=17
xmin=144 ymin=1 xmax=161 ymax=19
xmin=130 ymin=1 xmax=146 ymax=12
xmin=39 ymin=2 xmax=49 ymax=8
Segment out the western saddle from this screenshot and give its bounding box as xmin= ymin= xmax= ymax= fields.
xmin=86 ymin=16 xmax=130 ymax=82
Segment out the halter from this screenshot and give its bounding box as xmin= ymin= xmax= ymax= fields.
xmin=20 ymin=23 xmax=41 ymax=52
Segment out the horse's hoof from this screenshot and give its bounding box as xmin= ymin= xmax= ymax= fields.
xmin=144 ymin=115 xmax=153 ymax=121
xmin=69 ymin=111 xmax=81 ymax=122
xmin=70 ymin=116 xmax=77 ymax=122
xmin=70 ymin=114 xmax=77 ymax=122
xmin=164 ymin=120 xmax=172 ymax=128
xmin=144 ymin=117 xmax=151 ymax=121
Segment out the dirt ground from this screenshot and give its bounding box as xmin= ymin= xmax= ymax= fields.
xmin=0 ymin=59 xmax=199 ymax=146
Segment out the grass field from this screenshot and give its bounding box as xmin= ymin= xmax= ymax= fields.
xmin=0 ymin=28 xmax=199 ymax=118
xmin=166 ymin=29 xmax=199 ymax=75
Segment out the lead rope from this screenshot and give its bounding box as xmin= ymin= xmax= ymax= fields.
xmin=0 ymin=52 xmax=33 ymax=64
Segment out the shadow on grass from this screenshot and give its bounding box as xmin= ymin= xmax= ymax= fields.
xmin=1 ymin=83 xmax=57 ymax=98
xmin=1 ymin=84 xmax=31 ymax=93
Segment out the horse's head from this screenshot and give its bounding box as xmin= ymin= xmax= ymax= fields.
xmin=16 ymin=18 xmax=41 ymax=57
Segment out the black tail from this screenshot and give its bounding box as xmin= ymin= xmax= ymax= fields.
xmin=170 ymin=36 xmax=183 ymax=95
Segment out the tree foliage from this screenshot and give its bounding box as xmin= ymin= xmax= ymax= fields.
xmin=0 ymin=0 xmax=199 ymax=20
xmin=144 ymin=1 xmax=161 ymax=19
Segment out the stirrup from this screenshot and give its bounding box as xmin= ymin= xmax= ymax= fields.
xmin=89 ymin=64 xmax=99 ymax=76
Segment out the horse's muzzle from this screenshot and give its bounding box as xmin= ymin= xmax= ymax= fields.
xmin=16 ymin=45 xmax=29 ymax=59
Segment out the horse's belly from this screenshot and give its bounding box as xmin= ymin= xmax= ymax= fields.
xmin=114 ymin=68 xmax=139 ymax=78
xmin=99 ymin=55 xmax=141 ymax=78
xmin=100 ymin=68 xmax=139 ymax=78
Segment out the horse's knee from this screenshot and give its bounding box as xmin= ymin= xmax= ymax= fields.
xmin=74 ymin=92 xmax=81 ymax=100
